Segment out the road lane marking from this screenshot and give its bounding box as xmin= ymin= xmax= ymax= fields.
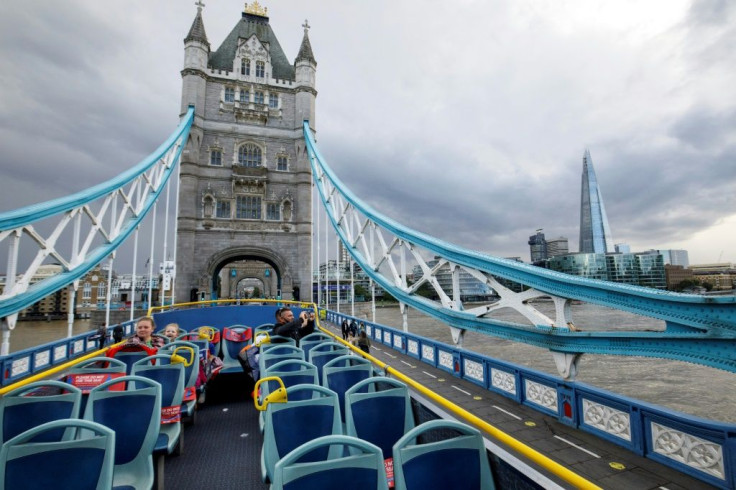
xmin=384 ymin=352 xmax=397 ymax=359
xmin=422 ymin=371 xmax=437 ymax=379
xmin=492 ymin=405 xmax=522 ymax=420
xmin=451 ymin=385 xmax=472 ymax=396
xmin=400 ymin=360 xmax=416 ymax=368
xmin=553 ymin=435 xmax=600 ymax=458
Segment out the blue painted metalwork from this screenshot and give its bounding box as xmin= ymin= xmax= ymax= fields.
xmin=330 ymin=310 xmax=736 ymax=488
xmin=0 ymin=107 xmax=194 ymax=319
xmin=304 ymin=121 xmax=736 ymax=374
xmin=0 ymin=320 xmax=137 ymax=387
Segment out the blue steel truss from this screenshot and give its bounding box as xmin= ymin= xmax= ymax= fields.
xmin=0 ymin=107 xmax=194 ymax=321
xmin=303 ymin=121 xmax=736 ymax=378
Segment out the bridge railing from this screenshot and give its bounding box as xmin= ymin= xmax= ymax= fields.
xmin=326 ymin=309 xmax=735 ymax=489
xmin=0 ymin=321 xmax=137 ymax=388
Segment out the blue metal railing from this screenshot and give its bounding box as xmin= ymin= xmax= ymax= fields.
xmin=326 ymin=309 xmax=735 ymax=489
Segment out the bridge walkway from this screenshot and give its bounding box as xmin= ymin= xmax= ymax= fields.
xmin=321 ymin=321 xmax=715 ymax=490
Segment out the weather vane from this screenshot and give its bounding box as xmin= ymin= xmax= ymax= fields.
xmin=302 ymin=19 xmax=310 ymax=33
xmin=195 ymin=0 xmax=205 ymax=12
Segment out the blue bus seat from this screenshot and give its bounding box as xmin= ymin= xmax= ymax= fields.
xmin=110 ymin=349 xmax=154 ymax=375
xmin=308 ymin=342 xmax=349 ymax=382
xmin=258 ymin=345 xmax=304 ymax=374
xmin=0 ymin=380 xmax=82 ymax=445
xmin=159 ymin=341 xmax=199 ymax=420
xmin=187 ymin=325 xmax=221 ymax=354
xmin=254 ymin=323 xmax=275 ymax=335
xmin=0 ymin=419 xmax=115 ymax=490
xmin=131 ymin=354 xmax=184 ymax=456
xmin=261 ymin=384 xmax=342 ymax=483
xmin=84 ymin=375 xmax=161 ymax=490
xmin=322 ymin=355 xmax=374 ymax=424
xmin=261 ymin=335 xmax=296 ymax=349
xmin=64 ymin=357 xmax=128 ymax=415
xmin=221 ymin=325 xmax=253 ymax=373
xmin=271 ymin=435 xmax=388 ymax=490
xmin=345 ymin=377 xmax=414 ymax=460
xmin=392 ymin=420 xmax=495 ymax=490
xmin=259 ymin=360 xmax=319 ymax=433
xmin=299 ymin=332 xmax=332 ymax=361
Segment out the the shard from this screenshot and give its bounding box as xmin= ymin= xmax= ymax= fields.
xmin=578 ymin=149 xmax=614 ymax=253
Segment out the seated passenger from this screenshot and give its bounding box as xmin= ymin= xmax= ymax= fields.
xmin=272 ymin=307 xmax=314 ymax=346
xmin=106 ymin=316 xmax=163 ymax=358
xmin=126 ymin=317 xmax=166 ymax=349
xmin=162 ymin=323 xmax=181 ymax=342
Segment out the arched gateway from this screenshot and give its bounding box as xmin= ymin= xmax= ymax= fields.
xmin=174 ymin=4 xmax=317 ymax=302
xmin=205 ymin=248 xmax=289 ymax=301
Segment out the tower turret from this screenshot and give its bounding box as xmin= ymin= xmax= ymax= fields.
xmin=295 ymin=20 xmax=317 ymax=130
xmin=181 ymin=1 xmax=210 ymax=118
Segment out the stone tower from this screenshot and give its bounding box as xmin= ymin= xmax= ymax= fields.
xmin=176 ymin=1 xmax=316 ymax=302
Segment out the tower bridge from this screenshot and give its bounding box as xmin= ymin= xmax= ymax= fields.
xmin=0 ymin=3 xmax=734 ymax=381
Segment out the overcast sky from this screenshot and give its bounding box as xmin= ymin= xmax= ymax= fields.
xmin=1 ymin=0 xmax=734 ymax=267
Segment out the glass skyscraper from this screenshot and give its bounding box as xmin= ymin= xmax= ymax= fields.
xmin=579 ymin=149 xmax=614 ymax=253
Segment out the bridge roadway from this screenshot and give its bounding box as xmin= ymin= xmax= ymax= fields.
xmin=320 ymin=322 xmax=715 ymax=490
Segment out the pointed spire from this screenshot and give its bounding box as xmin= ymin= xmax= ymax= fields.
xmin=185 ymin=1 xmax=210 ymax=47
xmin=295 ymin=19 xmax=316 ymax=65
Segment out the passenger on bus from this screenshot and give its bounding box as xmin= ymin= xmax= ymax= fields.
xmin=162 ymin=323 xmax=181 ymax=341
xmin=272 ymin=307 xmax=314 ymax=346
xmin=127 ymin=317 xmax=166 ymax=349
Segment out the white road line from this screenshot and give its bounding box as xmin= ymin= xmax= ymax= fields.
xmin=451 ymin=385 xmax=472 ymax=396
xmin=659 ymin=487 xmax=671 ymax=490
xmin=384 ymin=352 xmax=397 ymax=359
xmin=400 ymin=360 xmax=416 ymax=368
xmin=422 ymin=371 xmax=437 ymax=379
xmin=492 ymin=405 xmax=522 ymax=420
xmin=372 ymin=346 xmax=382 ymax=352
xmin=553 ymin=435 xmax=601 ymax=458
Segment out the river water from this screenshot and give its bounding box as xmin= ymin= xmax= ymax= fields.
xmin=8 ymin=303 xmax=736 ymax=423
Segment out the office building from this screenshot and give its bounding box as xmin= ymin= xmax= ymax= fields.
xmin=528 ymin=230 xmax=547 ymax=264
xmin=579 ymin=149 xmax=614 ymax=254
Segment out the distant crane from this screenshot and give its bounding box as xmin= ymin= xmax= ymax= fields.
xmin=718 ymin=250 xmax=724 ymax=262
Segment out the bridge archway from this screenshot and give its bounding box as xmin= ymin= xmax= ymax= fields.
xmin=203 ymin=247 xmax=292 ymax=301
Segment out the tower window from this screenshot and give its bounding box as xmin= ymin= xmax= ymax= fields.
xmin=240 ymin=90 xmax=249 ymax=103
xmin=236 ymin=196 xmax=262 ymax=219
xmin=238 ymin=143 xmax=262 ymax=167
xmin=210 ymin=149 xmax=222 ymax=166
xmin=277 ymin=155 xmax=287 ymax=171
xmin=241 ymin=58 xmax=250 ymax=76
xmin=224 ymin=87 xmax=235 ymax=102
xmin=266 ymin=203 xmax=280 ymax=221
xmin=256 ymin=61 xmax=265 ymax=78
xmin=254 ymin=91 xmax=264 ymax=104
xmin=269 ymin=94 xmax=279 ymax=108
xmin=216 ymin=200 xmax=231 ymax=219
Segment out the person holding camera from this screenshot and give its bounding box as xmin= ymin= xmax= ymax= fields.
xmin=272 ymin=306 xmax=315 ymax=346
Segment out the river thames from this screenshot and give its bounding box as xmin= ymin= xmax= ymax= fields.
xmin=8 ymin=302 xmax=736 ymax=423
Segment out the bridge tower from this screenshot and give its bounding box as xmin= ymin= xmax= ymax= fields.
xmin=176 ymin=1 xmax=316 ymax=302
